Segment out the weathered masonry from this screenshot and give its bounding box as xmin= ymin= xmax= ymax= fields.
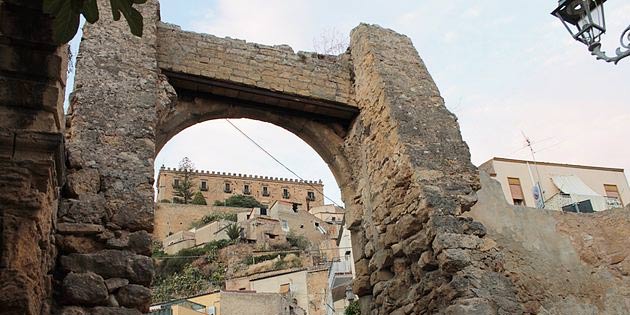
xmin=3 ymin=0 xmax=629 ymax=314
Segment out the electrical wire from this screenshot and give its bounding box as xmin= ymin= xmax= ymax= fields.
xmin=224 ymin=119 xmax=343 ymax=208
xmin=153 ymin=246 xmax=355 ymax=259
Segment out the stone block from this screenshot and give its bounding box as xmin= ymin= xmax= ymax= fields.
xmin=60 ymin=250 xmax=153 ymax=286
xmin=104 ymin=278 xmax=129 ymax=293
xmin=115 ymin=284 xmax=151 ymax=312
xmin=56 ymin=235 xmax=103 ymax=254
xmin=437 ymin=249 xmax=472 ymax=273
xmin=58 ymin=195 xmax=108 ymax=224
xmin=65 ymin=168 xmax=100 ymax=197
xmin=432 ymin=233 xmax=482 ymax=254
xmin=57 ymin=223 xmax=105 ymax=235
xmin=62 ymin=272 xmax=108 ymax=306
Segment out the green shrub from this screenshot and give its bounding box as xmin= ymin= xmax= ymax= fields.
xmin=216 ymin=195 xmax=264 ymax=208
xmin=154 ymin=239 xmax=231 ymax=277
xmin=152 ymin=265 xmax=213 ymax=303
xmin=286 ymin=232 xmax=310 ymax=250
xmin=189 ymin=212 xmax=238 ymax=229
xmin=191 ymin=191 xmax=207 ymax=205
xmin=345 ymin=300 xmax=360 ymax=315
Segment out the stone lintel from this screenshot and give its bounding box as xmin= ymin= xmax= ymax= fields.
xmin=163 ymin=70 xmax=359 ymax=125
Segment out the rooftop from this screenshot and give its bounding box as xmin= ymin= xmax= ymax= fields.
xmin=483 ymin=157 xmax=625 ymax=173
xmin=159 ymin=165 xmax=323 ymax=185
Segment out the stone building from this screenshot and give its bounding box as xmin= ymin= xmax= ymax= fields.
xmin=309 ymin=205 xmax=346 ymax=224
xmin=149 ymin=290 xmax=305 ymax=315
xmin=225 ymin=268 xmax=328 ymax=315
xmin=156 ymin=166 xmax=324 ymax=208
xmin=480 ymin=157 xmax=629 ymax=211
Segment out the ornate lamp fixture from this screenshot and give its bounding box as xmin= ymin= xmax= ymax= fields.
xmin=552 ymin=0 xmax=630 ymax=64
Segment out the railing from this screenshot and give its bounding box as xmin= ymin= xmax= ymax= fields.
xmin=606 ymin=197 xmax=623 ymax=209
xmin=328 ymin=259 xmax=353 ymax=289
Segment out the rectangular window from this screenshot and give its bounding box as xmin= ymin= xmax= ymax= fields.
xmin=307 ymin=191 xmax=315 ymax=201
xmin=508 ymin=177 xmax=526 ymax=206
xmin=282 ymin=188 xmax=290 ymax=199
xmin=281 ymin=219 xmax=289 ymax=232
xmin=262 ymin=186 xmax=269 ymax=197
xmin=279 ymin=283 xmax=290 ymax=294
xmin=260 ymin=208 xmax=267 ymax=216
xmin=224 ymin=182 xmax=232 ymax=193
xmin=243 ymin=184 xmax=251 ymax=195
xmin=200 ymin=181 xmax=208 ymax=191
xmin=173 ymin=178 xmax=180 ymax=188
xmin=604 ymin=184 xmax=623 ymax=206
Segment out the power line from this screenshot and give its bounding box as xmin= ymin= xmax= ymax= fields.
xmin=224 ymin=119 xmax=343 ymax=208
xmin=154 ymin=246 xmax=355 ymax=259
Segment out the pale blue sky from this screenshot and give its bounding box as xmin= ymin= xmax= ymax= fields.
xmin=68 ymin=1 xmax=630 ymax=206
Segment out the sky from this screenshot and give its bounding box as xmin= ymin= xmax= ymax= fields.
xmin=66 ymin=0 xmax=630 ymax=206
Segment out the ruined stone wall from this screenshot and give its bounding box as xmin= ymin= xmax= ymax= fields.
xmin=469 ymin=172 xmax=630 ymax=314
xmin=157 ymin=23 xmax=355 ymax=105
xmin=56 ymin=0 xmax=159 ymax=313
xmin=0 ymin=0 xmax=66 ymax=314
xmin=343 ymin=24 xmax=522 ymax=314
xmin=154 ymin=203 xmax=249 ymax=241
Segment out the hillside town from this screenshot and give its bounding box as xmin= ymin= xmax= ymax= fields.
xmin=149 ymin=163 xmax=355 ymax=315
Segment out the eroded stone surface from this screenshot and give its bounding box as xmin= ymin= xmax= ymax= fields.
xmin=62 ymin=272 xmax=108 ymax=306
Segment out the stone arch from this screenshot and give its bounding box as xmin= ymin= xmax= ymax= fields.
xmin=57 ymin=1 xmax=523 ymax=314
xmin=154 ymin=92 xmax=354 ymax=194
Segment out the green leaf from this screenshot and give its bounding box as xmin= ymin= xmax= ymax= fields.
xmin=52 ymin=0 xmax=81 ymax=43
xmin=81 ymin=0 xmax=99 ymax=24
xmin=43 ymin=0 xmax=64 ymax=15
xmin=110 ymin=0 xmax=145 ymax=37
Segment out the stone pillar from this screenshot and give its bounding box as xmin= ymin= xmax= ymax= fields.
xmin=57 ymin=0 xmax=159 ymax=313
xmin=0 ymin=0 xmax=67 ymax=314
xmin=345 ymin=24 xmax=522 ymax=314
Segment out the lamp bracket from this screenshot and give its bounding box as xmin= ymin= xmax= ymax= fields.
xmin=589 ymin=25 xmax=630 ymax=64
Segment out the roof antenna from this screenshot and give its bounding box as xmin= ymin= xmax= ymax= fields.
xmin=521 ymin=131 xmax=545 ymax=208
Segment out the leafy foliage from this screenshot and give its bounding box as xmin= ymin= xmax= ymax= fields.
xmin=286 ymin=231 xmax=310 ymax=250
xmin=225 ymin=223 xmax=241 ymax=241
xmin=214 ymin=194 xmax=264 ymax=208
xmin=345 ymin=300 xmax=360 ymax=315
xmin=191 ymin=191 xmax=207 ymax=205
xmin=154 ymin=239 xmax=231 ymax=277
xmin=43 ymin=0 xmax=147 ymax=44
xmin=189 ymin=212 xmax=237 ymax=229
xmin=152 ymin=264 xmax=213 ymax=304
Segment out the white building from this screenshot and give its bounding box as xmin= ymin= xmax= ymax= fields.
xmin=480 ymin=157 xmax=629 ymax=212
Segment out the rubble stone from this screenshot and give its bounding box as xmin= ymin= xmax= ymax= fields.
xmin=62 ymin=272 xmax=108 ymax=306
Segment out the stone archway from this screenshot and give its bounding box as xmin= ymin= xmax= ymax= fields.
xmin=57 ymin=1 xmax=522 ymax=314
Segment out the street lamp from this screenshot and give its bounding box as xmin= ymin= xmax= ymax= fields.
xmin=551 ymin=0 xmax=630 ymax=64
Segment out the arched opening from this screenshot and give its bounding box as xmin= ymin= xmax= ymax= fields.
xmin=151 ymin=89 xmax=360 ymax=313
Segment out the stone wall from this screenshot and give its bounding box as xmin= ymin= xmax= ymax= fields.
xmin=56 ymin=0 xmax=160 ymax=313
xmin=343 ymin=24 xmax=521 ymax=314
xmin=154 ymin=203 xmax=249 ymax=241
xmin=468 ymin=172 xmax=630 ymax=314
xmin=156 ymin=23 xmax=355 ymax=106
xmin=0 ymin=0 xmax=66 ymax=314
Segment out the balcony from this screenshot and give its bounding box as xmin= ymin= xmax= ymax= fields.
xmin=328 ymin=259 xmax=353 ymax=291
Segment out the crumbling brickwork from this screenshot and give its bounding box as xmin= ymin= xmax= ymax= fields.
xmin=0 ymin=0 xmax=66 ymax=314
